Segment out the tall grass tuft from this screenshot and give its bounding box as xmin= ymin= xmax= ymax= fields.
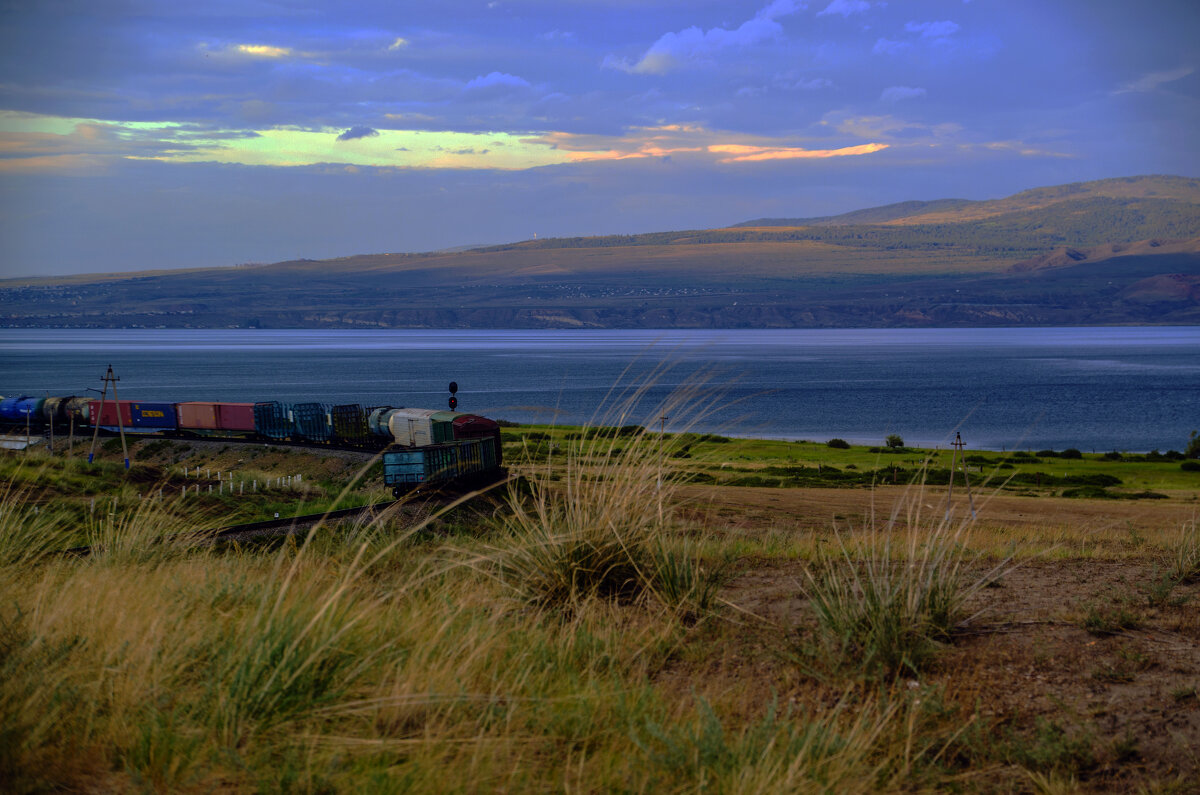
xmin=0 ymin=463 xmax=91 ymax=564
xmin=800 ymin=487 xmax=1010 ymax=679
xmin=1167 ymin=517 xmax=1199 ymax=583
xmin=484 ymin=371 xmax=730 ymax=612
xmin=85 ymin=490 xmax=216 ymax=564
xmin=631 ymin=695 xmax=916 ymax=793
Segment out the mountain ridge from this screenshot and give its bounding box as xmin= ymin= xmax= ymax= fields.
xmin=2 ymin=175 xmax=1199 ymax=329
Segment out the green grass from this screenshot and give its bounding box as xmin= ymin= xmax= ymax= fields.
xmin=503 ymin=425 xmax=1200 ymax=494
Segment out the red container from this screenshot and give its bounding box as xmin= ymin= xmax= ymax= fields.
xmin=216 ymin=403 xmax=256 ymax=432
xmin=176 ymin=402 xmax=220 ymax=430
xmin=90 ymin=399 xmax=134 ymax=428
xmin=452 ymin=414 xmax=499 ymax=439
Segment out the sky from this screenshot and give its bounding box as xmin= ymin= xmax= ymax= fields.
xmin=0 ymin=0 xmax=1197 ymax=277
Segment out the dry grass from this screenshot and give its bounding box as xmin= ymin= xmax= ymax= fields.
xmin=0 ymin=404 xmax=1196 ymax=791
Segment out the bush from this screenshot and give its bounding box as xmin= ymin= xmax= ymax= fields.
xmin=1186 ymin=430 xmax=1200 ymax=459
xmin=826 ymin=438 xmax=850 ymax=449
xmin=799 ymin=512 xmax=1008 ymax=678
xmin=1060 ymin=448 xmax=1083 ymax=459
xmin=884 ymin=434 xmax=904 ymax=450
xmin=1036 ymin=449 xmax=1058 ymax=458
xmin=1181 ymin=461 xmax=1200 ymax=472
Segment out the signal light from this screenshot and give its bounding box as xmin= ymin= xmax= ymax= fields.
xmin=449 ymin=396 xmax=458 ymax=410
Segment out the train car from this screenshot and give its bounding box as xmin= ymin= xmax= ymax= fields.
xmin=451 ymin=413 xmax=503 ymax=465
xmin=292 ymin=402 xmax=333 ymax=443
xmin=89 ymin=400 xmax=178 ymax=434
xmin=216 ymin=403 xmax=257 ymax=436
xmin=331 ymin=404 xmax=379 ymax=448
xmin=177 ymin=402 xmax=257 ymax=438
xmin=382 ymin=408 xmax=455 ymax=447
xmin=176 ymin=401 xmax=220 ymax=432
xmin=382 ymin=436 xmax=500 ymax=495
xmin=62 ymin=397 xmax=92 ymax=426
xmin=0 ymin=396 xmax=46 ymax=426
xmin=40 ymin=396 xmax=77 ymax=425
xmin=253 ymin=401 xmax=293 ymax=440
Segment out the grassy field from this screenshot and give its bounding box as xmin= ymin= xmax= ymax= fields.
xmin=1 ymin=427 xmax=1198 ymax=792
xmin=505 ymin=425 xmax=1200 ymax=496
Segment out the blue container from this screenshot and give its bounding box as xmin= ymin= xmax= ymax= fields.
xmin=129 ymin=402 xmax=178 ymax=429
xmin=382 ymin=437 xmax=499 ymax=490
xmin=254 ymin=401 xmax=294 ymax=440
xmin=383 ymin=448 xmax=428 ymax=487
xmin=0 ymin=396 xmax=46 ymax=424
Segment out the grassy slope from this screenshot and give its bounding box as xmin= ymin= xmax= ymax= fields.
xmin=508 ymin=425 xmax=1200 ymax=495
xmin=2 ymin=430 xmax=1198 ymax=792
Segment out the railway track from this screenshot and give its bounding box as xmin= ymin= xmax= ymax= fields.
xmin=62 ymin=473 xmax=508 ymax=558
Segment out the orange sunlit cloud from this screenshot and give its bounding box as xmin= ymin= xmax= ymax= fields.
xmin=709 ymin=142 xmax=889 ymax=162
xmin=528 ymin=126 xmax=887 ymax=166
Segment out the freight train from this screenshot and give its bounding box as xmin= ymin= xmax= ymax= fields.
xmin=0 ymin=394 xmax=504 ymax=494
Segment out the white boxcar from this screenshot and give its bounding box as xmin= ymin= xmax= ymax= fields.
xmin=385 ymin=408 xmax=455 ymax=447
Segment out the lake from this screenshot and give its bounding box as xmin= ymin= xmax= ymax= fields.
xmin=1 ymin=327 xmax=1198 ymax=451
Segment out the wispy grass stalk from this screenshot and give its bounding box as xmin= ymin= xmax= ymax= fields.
xmin=482 ymin=367 xmax=732 ymax=612
xmin=800 ymin=482 xmax=1012 ymax=679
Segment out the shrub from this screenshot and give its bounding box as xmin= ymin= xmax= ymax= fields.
xmin=1060 ymin=448 xmax=1083 ymax=459
xmin=1170 ymin=519 xmax=1199 ymax=583
xmin=885 ymin=434 xmax=904 ymax=450
xmin=826 ymin=438 xmax=850 ymax=449
xmin=799 ymin=505 xmax=1009 ymax=678
xmin=485 ymin=381 xmax=728 ymax=614
xmin=1181 ymin=461 xmax=1200 ymax=472
xmin=1036 ymin=449 xmax=1058 ymax=458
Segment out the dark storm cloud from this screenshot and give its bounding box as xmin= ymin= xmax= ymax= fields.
xmin=336 ymin=125 xmax=379 ymax=141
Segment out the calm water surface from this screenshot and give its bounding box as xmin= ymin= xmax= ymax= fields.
xmin=2 ymin=328 xmax=1198 ymax=451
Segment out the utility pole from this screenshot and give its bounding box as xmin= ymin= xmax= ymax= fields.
xmin=945 ymin=431 xmax=977 ymax=521
xmin=88 ymin=364 xmax=130 ymax=469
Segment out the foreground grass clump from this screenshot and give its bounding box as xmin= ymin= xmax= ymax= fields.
xmin=799 ymin=493 xmax=1009 ymax=679
xmin=485 ymin=384 xmax=732 ymax=616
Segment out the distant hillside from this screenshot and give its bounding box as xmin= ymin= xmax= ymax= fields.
xmin=475 ymin=176 xmax=1200 ymax=261
xmin=2 ymin=175 xmax=1199 ymax=329
xmin=735 ymin=174 xmax=1200 ymax=227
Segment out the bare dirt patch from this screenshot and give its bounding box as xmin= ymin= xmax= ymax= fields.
xmin=655 ymin=483 xmax=1200 ymax=790
xmin=661 ymin=552 xmax=1200 ymax=791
